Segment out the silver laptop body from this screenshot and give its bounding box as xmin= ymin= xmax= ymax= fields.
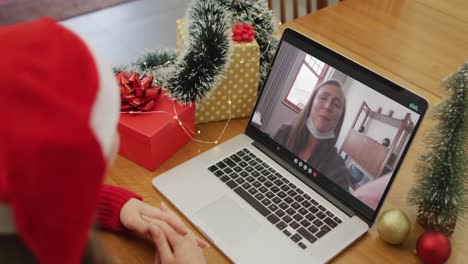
xmin=153 ymin=28 xmax=428 ymax=263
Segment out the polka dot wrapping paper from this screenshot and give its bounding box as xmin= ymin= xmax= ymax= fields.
xmin=176 ymin=19 xmax=260 ymax=124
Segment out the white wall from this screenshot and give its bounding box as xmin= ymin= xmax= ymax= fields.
xmin=335 ymin=78 xmax=420 ymax=152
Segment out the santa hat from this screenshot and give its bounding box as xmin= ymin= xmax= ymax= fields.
xmin=0 ymin=18 xmax=120 ymax=263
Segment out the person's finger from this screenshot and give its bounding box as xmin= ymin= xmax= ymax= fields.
xmin=195 ymin=237 xmax=209 ymax=248
xmin=161 ymin=203 xmax=209 ymax=248
xmin=141 ymin=212 xmax=187 ymax=236
xmin=149 ymin=225 xmax=174 ymax=264
xmin=187 ymin=232 xmax=200 ymax=246
xmin=128 ymin=214 xmax=153 ymax=234
xmin=158 ymin=202 xmax=188 ymax=230
xmin=151 ymin=219 xmax=184 ymax=247
xmin=160 ymin=201 xmax=169 ymax=212
xmin=140 ymin=205 xmax=187 ymax=235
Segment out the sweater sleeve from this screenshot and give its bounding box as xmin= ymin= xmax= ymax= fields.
xmin=95 ymin=184 xmax=142 ymax=232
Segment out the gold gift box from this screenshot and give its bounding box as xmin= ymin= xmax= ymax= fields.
xmin=176 ymin=19 xmax=260 ymax=123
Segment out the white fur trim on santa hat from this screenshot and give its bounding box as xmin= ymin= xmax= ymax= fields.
xmin=61 ymin=24 xmax=120 ymax=161
xmin=87 ymin=45 xmax=120 ymax=161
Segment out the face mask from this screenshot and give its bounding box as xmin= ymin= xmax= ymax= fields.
xmin=306 ymin=117 xmax=335 ymax=139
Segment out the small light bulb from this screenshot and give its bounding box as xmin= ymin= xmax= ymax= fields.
xmin=228 ymin=100 xmax=231 ymax=104
xmin=197 ymin=130 xmax=201 ymax=134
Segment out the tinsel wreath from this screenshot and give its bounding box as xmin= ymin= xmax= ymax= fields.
xmin=114 ymin=0 xmax=277 ymax=103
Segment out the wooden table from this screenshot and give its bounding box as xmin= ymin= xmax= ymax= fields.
xmin=99 ymin=0 xmax=468 ymax=263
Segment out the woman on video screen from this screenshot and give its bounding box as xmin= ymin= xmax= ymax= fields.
xmin=273 ymin=80 xmax=351 ymax=190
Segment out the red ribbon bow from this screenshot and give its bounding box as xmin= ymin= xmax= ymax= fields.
xmin=117 ymin=72 xmax=162 ymax=112
xmin=232 ymin=23 xmax=255 ymax=42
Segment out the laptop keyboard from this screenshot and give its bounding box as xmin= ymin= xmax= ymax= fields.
xmin=207 ymin=148 xmax=342 ymax=250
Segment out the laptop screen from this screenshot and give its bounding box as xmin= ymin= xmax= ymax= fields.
xmin=247 ymin=29 xmax=427 ymax=223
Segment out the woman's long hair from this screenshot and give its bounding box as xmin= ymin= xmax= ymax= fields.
xmin=285 ymin=80 xmax=346 ymax=161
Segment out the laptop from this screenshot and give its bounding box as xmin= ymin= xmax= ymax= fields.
xmin=152 ymin=28 xmax=428 ymax=263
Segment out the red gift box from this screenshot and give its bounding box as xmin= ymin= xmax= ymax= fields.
xmin=118 ymin=90 xmax=195 ymax=170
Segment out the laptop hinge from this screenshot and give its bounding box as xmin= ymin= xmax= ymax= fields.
xmin=252 ymin=140 xmax=357 ymax=218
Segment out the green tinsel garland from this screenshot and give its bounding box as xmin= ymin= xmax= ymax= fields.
xmin=115 ymin=0 xmax=277 ymax=103
xmin=113 ymin=49 xmax=176 ymax=76
xmin=161 ymin=0 xmax=233 ymax=103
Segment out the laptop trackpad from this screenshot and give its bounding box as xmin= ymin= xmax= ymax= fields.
xmin=195 ymin=196 xmax=260 ymax=246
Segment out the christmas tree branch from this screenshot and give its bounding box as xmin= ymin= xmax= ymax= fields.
xmin=408 ymin=62 xmax=468 ymax=234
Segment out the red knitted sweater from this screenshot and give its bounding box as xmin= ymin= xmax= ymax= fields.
xmin=96 ymin=185 xmax=142 ymax=232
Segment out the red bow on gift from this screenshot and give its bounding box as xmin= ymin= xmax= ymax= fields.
xmin=232 ymin=23 xmax=255 ymax=42
xmin=117 ymin=72 xmax=162 ymax=112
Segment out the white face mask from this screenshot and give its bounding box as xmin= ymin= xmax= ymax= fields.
xmin=306 ymin=117 xmax=335 ymax=139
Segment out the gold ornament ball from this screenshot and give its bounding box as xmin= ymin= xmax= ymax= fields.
xmin=377 ymin=208 xmax=411 ymax=245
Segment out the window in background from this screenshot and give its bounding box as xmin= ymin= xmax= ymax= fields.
xmin=284 ymin=55 xmax=329 ymax=112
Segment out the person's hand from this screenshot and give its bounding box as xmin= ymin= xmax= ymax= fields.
xmin=120 ymin=199 xmax=207 ymax=248
xmin=149 ymin=220 xmax=207 ymax=264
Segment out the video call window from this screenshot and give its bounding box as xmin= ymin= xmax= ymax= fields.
xmin=254 ymin=42 xmax=420 ymax=211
